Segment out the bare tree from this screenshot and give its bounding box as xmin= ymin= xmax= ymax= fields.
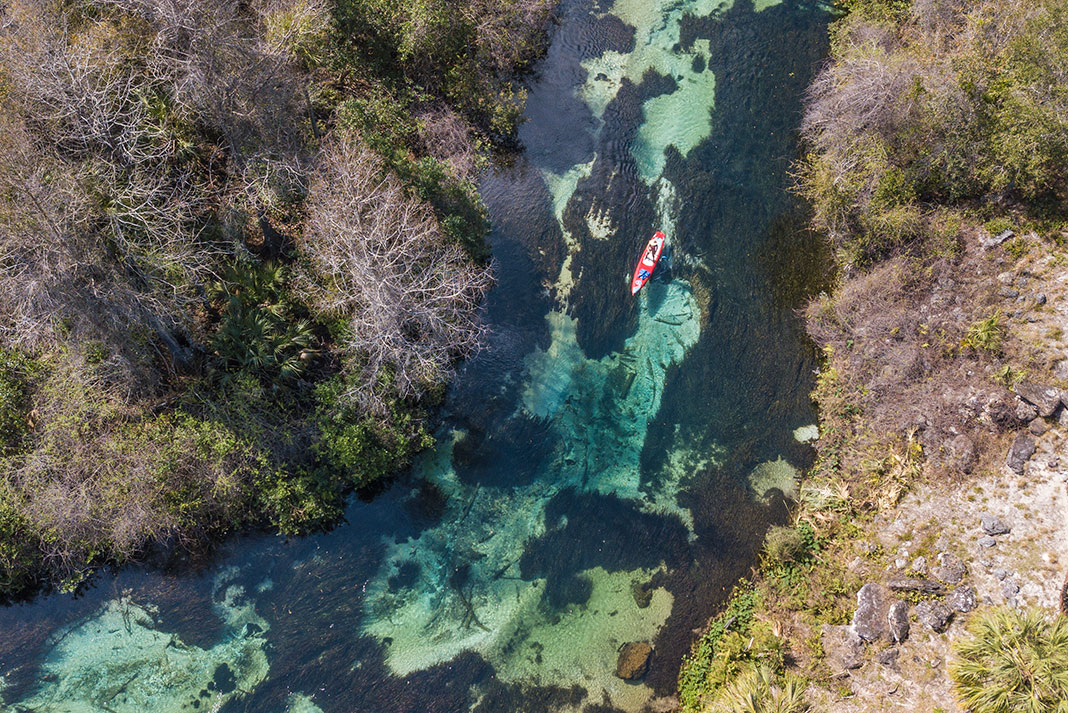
xmin=299 ymin=135 xmax=493 ymax=411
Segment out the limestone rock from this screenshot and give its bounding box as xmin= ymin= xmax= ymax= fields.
xmin=947 ymin=585 xmax=977 ymax=613
xmin=616 ymin=642 xmax=652 ymax=680
xmin=1006 ymin=434 xmax=1036 ymax=474
xmin=915 ymin=600 xmax=954 ymax=632
xmin=887 ymin=578 xmax=944 ymax=594
xmin=978 ymin=535 xmax=997 ymax=548
xmin=852 ymin=583 xmax=891 ymax=642
xmin=888 ymin=601 xmax=909 ymax=643
xmin=821 ymin=625 xmax=864 ymax=672
xmin=932 ymin=553 xmax=966 ymax=585
xmin=943 ymin=434 xmax=977 ymax=474
xmin=910 ymin=556 xmax=928 ymax=575
xmin=1029 ymin=418 xmax=1051 ymax=436
xmin=1015 ymin=400 xmax=1039 ymax=422
xmin=1014 ymin=382 xmax=1063 ymax=418
xmin=875 ymin=647 xmax=900 ymax=667
xmin=980 ymin=515 xmax=1011 ymax=536
xmin=982 ymin=229 xmax=1014 ymax=248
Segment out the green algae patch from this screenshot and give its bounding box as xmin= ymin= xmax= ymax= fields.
xmin=747 ymin=456 xmax=801 ymax=503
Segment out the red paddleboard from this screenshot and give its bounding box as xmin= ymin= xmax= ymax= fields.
xmin=631 ymin=231 xmax=666 ymax=295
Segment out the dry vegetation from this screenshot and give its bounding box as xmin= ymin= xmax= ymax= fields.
xmin=0 ymin=0 xmax=553 ymax=595
xmin=680 ymin=0 xmax=1068 ymax=710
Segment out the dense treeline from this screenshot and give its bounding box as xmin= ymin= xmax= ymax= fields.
xmin=0 ymin=0 xmax=552 ymax=596
xmin=798 ymin=0 xmax=1068 ymax=265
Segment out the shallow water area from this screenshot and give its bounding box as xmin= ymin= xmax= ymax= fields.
xmin=0 ymin=1 xmax=832 ymax=711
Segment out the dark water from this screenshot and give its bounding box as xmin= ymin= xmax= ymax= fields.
xmin=0 ymin=1 xmax=830 ymax=711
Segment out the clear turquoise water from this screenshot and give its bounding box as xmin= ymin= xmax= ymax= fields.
xmin=0 ymin=1 xmax=831 ymax=711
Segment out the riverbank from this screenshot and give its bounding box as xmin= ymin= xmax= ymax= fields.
xmin=0 ymin=0 xmax=553 ymax=598
xmin=677 ymin=0 xmax=1068 ymax=710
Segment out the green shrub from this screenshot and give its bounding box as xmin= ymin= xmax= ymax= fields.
xmin=0 ymin=348 xmax=37 ymax=456
xmin=950 ymin=607 xmax=1068 ymax=713
xmin=312 ymin=377 xmax=433 ymax=489
xmin=962 ymin=312 xmax=1005 ymax=354
xmin=763 ymin=526 xmax=807 ymax=565
xmin=710 ymin=666 xmax=809 ymax=713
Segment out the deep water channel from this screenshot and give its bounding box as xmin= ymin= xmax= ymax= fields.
xmin=0 ymin=1 xmax=832 ymax=711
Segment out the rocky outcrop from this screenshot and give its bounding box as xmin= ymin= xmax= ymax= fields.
xmin=616 ymin=642 xmax=652 ymax=680
xmin=822 ymin=624 xmax=864 ymax=672
xmin=1006 ymin=434 xmax=1036 ymax=474
xmin=931 ymin=553 xmax=966 ymax=585
xmin=980 ymin=515 xmax=1011 ymax=536
xmin=887 ymin=601 xmax=909 ymax=643
xmin=887 ymin=578 xmax=944 ymax=594
xmin=1014 ymin=382 xmax=1063 ymax=418
xmin=852 ymin=583 xmax=891 ymax=642
xmin=915 ymin=600 xmax=953 ymax=632
xmin=947 ymin=585 xmax=977 ymax=613
xmin=943 ymin=434 xmax=977 ymax=474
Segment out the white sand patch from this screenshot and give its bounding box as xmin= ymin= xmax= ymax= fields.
xmin=18 ymin=572 xmax=270 ymax=713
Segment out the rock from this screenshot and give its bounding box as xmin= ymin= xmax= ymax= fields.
xmin=1015 ymin=400 xmax=1039 ymax=422
xmin=875 ymin=647 xmax=900 ymax=667
xmin=894 ymin=557 xmax=908 ymax=570
xmin=915 ymin=600 xmax=954 ymax=632
xmin=947 ymin=586 xmax=978 ymax=613
xmin=888 ymin=601 xmax=910 ymax=643
xmin=1006 ymin=434 xmax=1036 ymax=474
xmin=1036 ymin=293 xmax=1047 ymax=305
xmin=911 ymin=556 xmax=928 ymax=575
xmin=1049 ymin=458 xmax=1060 ymax=469
xmin=981 ymin=515 xmax=1011 ymax=536
xmin=1001 ymin=579 xmax=1020 ymax=599
xmin=887 ymin=578 xmax=945 ymax=594
xmin=999 ymin=287 xmax=1020 ymax=299
xmin=982 ymin=229 xmax=1014 ymax=249
xmin=1014 ymin=382 xmax=1063 ymax=418
xmin=993 ymin=568 xmax=1009 ymax=581
xmin=616 ymin=642 xmax=652 ymax=680
xmin=821 ymin=625 xmax=864 ymax=672
xmin=1030 ymin=418 xmax=1052 ymax=436
xmin=1054 ymin=359 xmax=1068 ymax=382
xmin=983 ymin=395 xmax=1017 ymax=431
xmin=853 ymin=583 xmax=891 ymax=642
xmin=932 ymin=553 xmax=966 ymax=584
xmin=943 ymin=434 xmax=977 ymax=474
xmin=632 ymin=581 xmax=653 ymax=609
xmin=978 ymin=536 xmax=997 ymax=548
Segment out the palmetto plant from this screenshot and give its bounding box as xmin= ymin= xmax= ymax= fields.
xmin=211 ymin=261 xmax=317 ymax=379
xmin=711 ymin=666 xmax=809 ymax=713
xmin=950 ymin=607 xmax=1068 ymax=713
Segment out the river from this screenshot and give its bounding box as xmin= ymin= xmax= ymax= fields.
xmin=0 ymin=0 xmax=830 ymax=711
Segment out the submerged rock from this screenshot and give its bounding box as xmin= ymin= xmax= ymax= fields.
xmin=616 ymin=642 xmax=652 ymax=680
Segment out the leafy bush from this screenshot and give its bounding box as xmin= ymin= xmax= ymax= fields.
xmin=950 ymin=607 xmax=1068 ymax=713
xmin=710 ymin=666 xmax=809 ymax=713
xmin=763 ymin=526 xmax=807 ymax=565
xmin=800 ymin=0 xmax=1068 ymax=263
xmin=961 ymin=312 xmax=1005 ymax=354
xmin=0 ymin=348 xmax=37 ymax=456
